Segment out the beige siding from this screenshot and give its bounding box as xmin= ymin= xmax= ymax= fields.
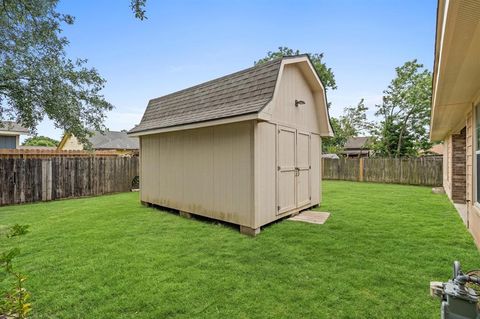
xmin=262 ymin=64 xmax=322 ymax=134
xmin=140 ymin=121 xmax=254 ymax=227
xmin=311 ymin=134 xmax=321 ymax=205
xmin=253 ymin=123 xmax=322 ymax=228
xmin=254 ymin=122 xmax=277 ymax=228
xmin=253 ymin=63 xmax=324 ymax=228
xmin=138 ymin=59 xmax=327 ymax=230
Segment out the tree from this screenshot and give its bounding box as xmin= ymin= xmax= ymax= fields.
xmin=373 ymin=60 xmax=432 ymax=157
xmin=131 ymin=0 xmax=147 ymax=20
xmin=255 ymin=47 xmax=337 ymax=92
xmin=323 ymin=99 xmax=372 ymax=153
xmin=1 ymin=0 xmax=147 ymax=145
xmin=371 ymin=116 xmax=416 ymax=157
xmin=0 ymin=0 xmax=114 ymax=145
xmin=22 ymin=136 xmax=59 ymax=147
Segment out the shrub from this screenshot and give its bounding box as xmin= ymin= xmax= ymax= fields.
xmin=0 ymin=225 xmax=31 ymax=319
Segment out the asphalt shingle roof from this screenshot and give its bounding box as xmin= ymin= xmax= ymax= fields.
xmin=129 ymin=57 xmax=293 ymax=134
xmin=344 ymin=136 xmax=372 ymax=149
xmin=89 ymin=131 xmax=139 ymax=150
xmin=0 ymin=121 xmax=29 ymax=134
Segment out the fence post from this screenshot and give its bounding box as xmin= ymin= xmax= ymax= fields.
xmin=359 ymin=157 xmax=364 ymax=182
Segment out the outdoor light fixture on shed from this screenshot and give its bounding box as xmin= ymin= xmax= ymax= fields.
xmin=295 ymin=99 xmax=305 ymax=107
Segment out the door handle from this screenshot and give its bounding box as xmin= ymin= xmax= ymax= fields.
xmin=295 ymin=167 xmax=300 ymax=176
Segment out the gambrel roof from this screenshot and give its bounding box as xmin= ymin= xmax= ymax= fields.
xmin=130 ymin=55 xmax=333 ymax=136
xmin=130 ymin=57 xmax=297 ymax=134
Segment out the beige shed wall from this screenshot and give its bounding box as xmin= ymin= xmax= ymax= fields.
xmin=253 ymin=122 xmax=276 ymax=228
xmin=252 ymin=63 xmax=324 ymax=228
xmin=252 ymin=122 xmax=321 ymax=229
xmin=137 ymin=59 xmax=327 ymax=231
xmin=140 ymin=121 xmax=255 ymax=227
xmin=311 ymin=134 xmax=321 ymax=205
xmin=261 ymin=64 xmax=322 ymax=134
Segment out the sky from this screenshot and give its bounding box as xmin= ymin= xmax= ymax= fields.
xmin=33 ymin=0 xmax=437 ymax=141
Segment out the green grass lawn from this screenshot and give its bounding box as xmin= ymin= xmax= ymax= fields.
xmin=0 ymin=181 xmax=479 ymax=318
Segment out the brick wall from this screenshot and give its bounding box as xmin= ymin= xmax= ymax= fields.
xmin=443 ymin=135 xmax=452 ymax=198
xmin=452 ymin=127 xmax=466 ymax=203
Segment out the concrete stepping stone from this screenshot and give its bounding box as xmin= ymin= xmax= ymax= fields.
xmin=289 ymin=211 xmax=330 ymax=225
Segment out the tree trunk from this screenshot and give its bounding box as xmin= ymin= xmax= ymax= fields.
xmin=396 ymin=126 xmax=405 ymax=158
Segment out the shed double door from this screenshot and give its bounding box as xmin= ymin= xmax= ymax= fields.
xmin=277 ymin=126 xmax=311 ymax=215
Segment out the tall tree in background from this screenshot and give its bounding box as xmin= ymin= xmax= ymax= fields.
xmin=0 ymin=0 xmax=146 ymax=144
xmin=323 ymin=99 xmax=372 ymax=153
xmin=0 ymin=0 xmax=111 ymax=144
xmin=255 ymin=47 xmax=337 ymax=92
xmin=373 ymin=60 xmax=432 ymax=157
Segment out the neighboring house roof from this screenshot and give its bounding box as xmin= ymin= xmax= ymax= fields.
xmin=58 ymin=131 xmax=139 ymax=150
xmin=0 ymin=121 xmax=29 ymax=134
xmin=322 ymin=153 xmax=339 ymax=159
xmin=344 ymin=136 xmax=371 ymax=150
xmin=88 ymin=131 xmax=139 ymax=150
xmin=130 ymin=56 xmax=300 ymax=134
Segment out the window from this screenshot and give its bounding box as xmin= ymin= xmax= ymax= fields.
xmin=0 ymin=136 xmax=16 ymax=149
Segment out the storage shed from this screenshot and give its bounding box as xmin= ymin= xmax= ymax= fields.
xmin=129 ymin=55 xmax=333 ymax=235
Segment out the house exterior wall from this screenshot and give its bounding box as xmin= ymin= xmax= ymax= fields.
xmin=466 ymin=111 xmax=473 ymax=207
xmin=59 ymin=135 xmax=83 ymax=151
xmin=461 ymin=108 xmax=480 ymax=247
xmin=444 ymin=128 xmax=467 ymax=204
xmin=452 ymin=127 xmax=466 ymax=203
xmin=443 ymin=134 xmax=452 ymax=198
xmin=0 ymin=135 xmax=19 ymax=149
xmin=140 ymin=121 xmax=255 ymax=227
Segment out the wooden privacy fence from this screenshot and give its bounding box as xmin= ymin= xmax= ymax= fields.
xmin=322 ymin=157 xmax=443 ymax=186
xmin=0 ymin=149 xmax=120 ymax=158
xmin=0 ymin=157 xmax=139 ymax=206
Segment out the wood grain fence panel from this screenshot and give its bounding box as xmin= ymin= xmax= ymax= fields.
xmin=0 ymin=157 xmax=139 ymax=206
xmin=323 ymin=157 xmax=443 ymax=186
